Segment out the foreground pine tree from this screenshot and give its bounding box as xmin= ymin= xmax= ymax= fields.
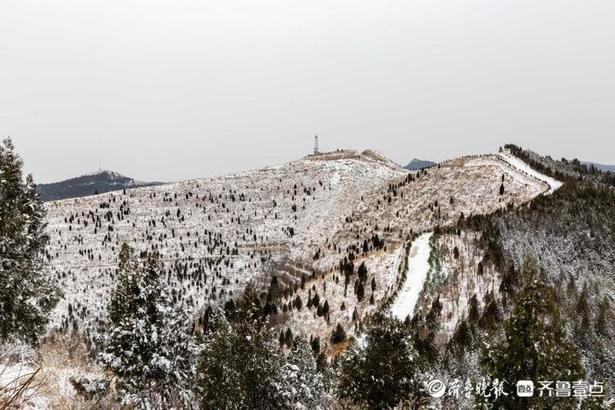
xmin=198 ymin=306 xmax=282 ymax=409
xmin=197 ymin=286 xmax=328 ymax=409
xmin=100 ymin=243 xmax=196 ymax=406
xmin=0 ymin=138 xmax=59 ymax=344
xmin=480 ymin=258 xmax=585 ymax=409
xmin=278 ymin=338 xmax=328 ymax=408
xmin=338 ymin=314 xmax=423 ymax=409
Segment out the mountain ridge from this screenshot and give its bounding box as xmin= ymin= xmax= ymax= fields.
xmin=36 ymin=170 xmax=163 ymax=201
xmin=583 ymin=161 xmax=615 ymax=172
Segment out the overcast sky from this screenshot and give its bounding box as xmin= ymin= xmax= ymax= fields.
xmin=1 ymin=0 xmax=614 ymax=183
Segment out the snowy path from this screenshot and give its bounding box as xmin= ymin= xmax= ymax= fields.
xmin=498 ymin=151 xmax=563 ymax=194
xmin=390 ymin=232 xmax=433 ymax=321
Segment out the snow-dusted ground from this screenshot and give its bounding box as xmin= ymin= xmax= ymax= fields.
xmin=0 ymin=360 xmax=44 ymax=409
xmin=0 ymin=362 xmax=35 ymax=391
xmin=498 ymin=150 xmax=563 ymax=194
xmin=1 ymin=336 xmax=116 ymax=409
xmin=390 ymin=232 xmax=433 ymax=320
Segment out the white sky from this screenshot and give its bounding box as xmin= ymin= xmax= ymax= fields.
xmin=1 ymin=0 xmax=614 ymax=183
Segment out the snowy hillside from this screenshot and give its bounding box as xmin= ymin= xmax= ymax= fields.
xmin=399 ymin=146 xmax=615 ymax=409
xmin=43 ymin=149 xmax=554 ymax=344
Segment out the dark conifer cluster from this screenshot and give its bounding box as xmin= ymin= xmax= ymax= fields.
xmin=0 ymin=139 xmax=59 ymax=344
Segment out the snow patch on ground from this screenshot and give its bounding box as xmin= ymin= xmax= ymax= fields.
xmin=390 ymin=232 xmax=433 ymax=320
xmin=0 ymin=362 xmax=46 ymax=409
xmin=0 ymin=363 xmax=35 ymax=391
xmin=498 ymin=151 xmax=563 ymax=194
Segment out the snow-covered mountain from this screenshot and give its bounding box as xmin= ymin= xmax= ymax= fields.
xmin=36 ymin=170 xmax=163 ymax=201
xmin=43 ymin=148 xmax=551 ymax=345
xmin=8 ymin=145 xmax=614 ymax=408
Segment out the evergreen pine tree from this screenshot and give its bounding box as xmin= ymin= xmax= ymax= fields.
xmin=197 ymin=306 xmax=282 ymax=409
xmin=576 ymin=283 xmax=592 ymax=344
xmin=595 ymin=296 xmax=611 ymax=337
xmin=284 ymin=327 xmax=293 ymax=347
xmin=310 ymin=336 xmax=321 ymax=354
xmin=293 ymin=294 xmax=303 ymax=310
xmin=356 ymin=282 xmax=365 ymax=302
xmin=480 ymin=258 xmax=584 ymax=409
xmin=100 ymin=244 xmax=195 ymax=404
xmin=330 ymin=323 xmax=347 ymax=344
xmin=478 ymin=298 xmax=501 ymax=330
xmin=450 ymin=320 xmax=472 ymax=354
xmin=468 ymin=294 xmax=480 ymax=323
xmin=357 ymin=261 xmax=368 ymax=283
xmin=453 ymin=246 xmax=460 ymax=259
xmin=277 ymin=338 xmax=328 ymax=408
xmin=339 ymin=314 xmax=422 ymax=409
xmin=412 ymin=297 xmax=441 ymax=364
xmin=0 ymin=139 xmax=59 ymax=344
xmin=198 ymin=292 xmax=329 ymax=409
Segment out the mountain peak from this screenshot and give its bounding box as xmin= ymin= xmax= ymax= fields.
xmin=83 ymin=169 xmax=126 ymax=180
xmin=403 ymin=158 xmax=436 ymax=170
xmin=305 ymin=149 xmax=402 ymax=170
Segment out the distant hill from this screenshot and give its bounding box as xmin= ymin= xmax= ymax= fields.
xmin=583 ymin=161 xmax=615 ymax=172
xmin=36 ymin=170 xmax=163 ymax=201
xmin=403 ymin=158 xmax=436 ymax=170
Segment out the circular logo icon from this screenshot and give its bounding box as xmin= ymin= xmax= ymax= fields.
xmin=427 ymin=379 xmax=446 ymax=398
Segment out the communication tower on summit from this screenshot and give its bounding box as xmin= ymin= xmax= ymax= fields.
xmin=314 ymin=135 xmax=319 ymax=155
